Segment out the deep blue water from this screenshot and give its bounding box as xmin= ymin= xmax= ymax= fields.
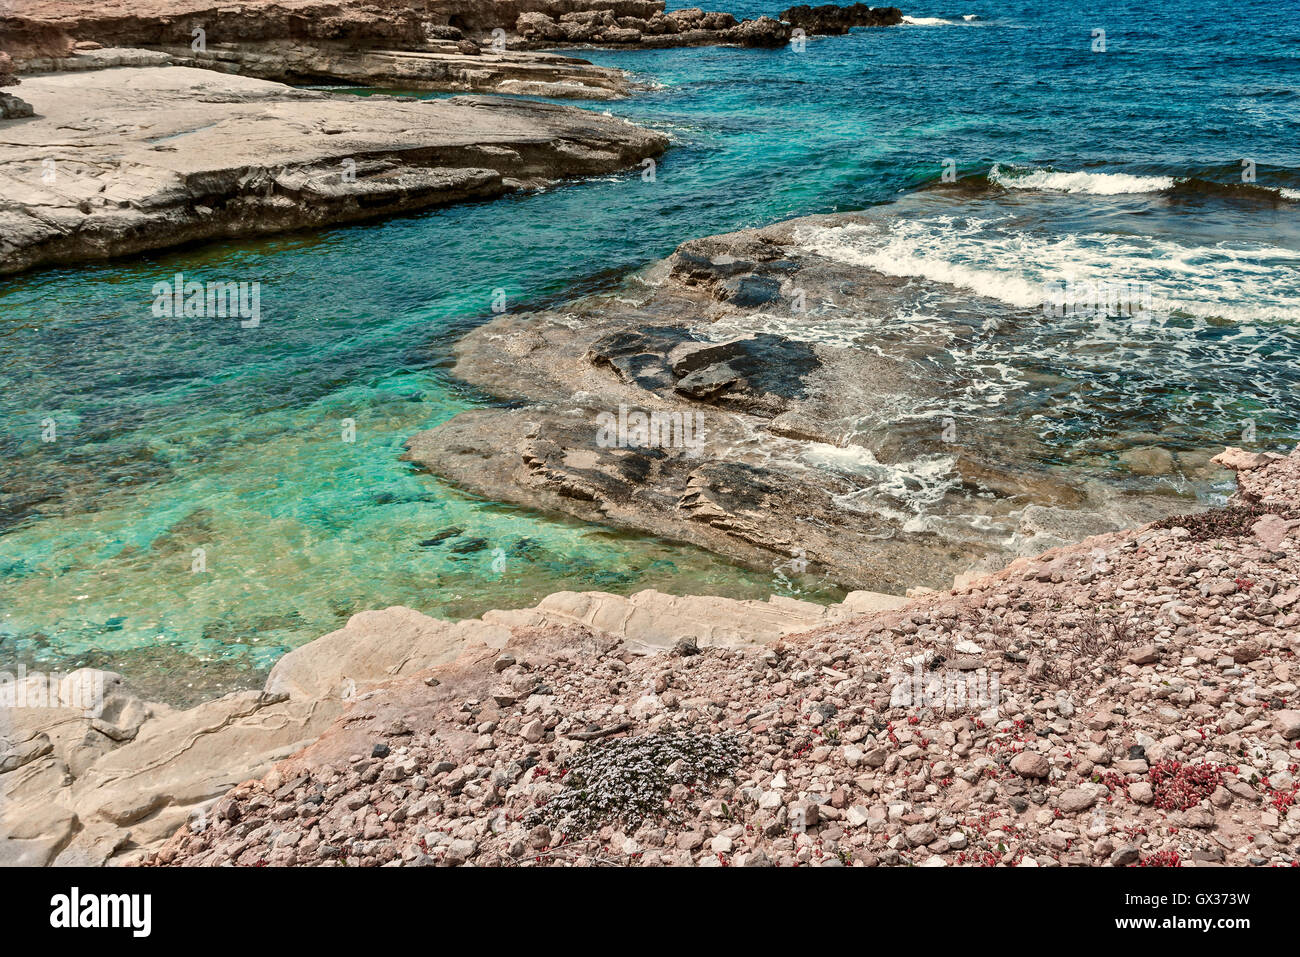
xmin=1 ymin=0 xmax=1297 ymax=695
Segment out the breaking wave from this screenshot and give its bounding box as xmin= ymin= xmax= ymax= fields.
xmin=795 ymin=216 xmax=1300 ymax=324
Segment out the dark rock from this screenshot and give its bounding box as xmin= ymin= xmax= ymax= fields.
xmin=729 ymin=15 xmax=791 ymax=47
xmin=718 ymin=274 xmax=783 ymax=307
xmin=0 ymin=93 xmax=34 ymax=119
xmin=780 ymin=4 xmax=904 ymax=35
xmin=418 ymin=526 xmax=464 ymax=547
xmin=448 ymin=536 xmax=489 ymax=554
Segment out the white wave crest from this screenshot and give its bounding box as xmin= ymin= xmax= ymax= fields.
xmin=795 ymin=216 xmax=1300 ymax=324
xmin=989 ymin=164 xmax=1174 ymax=196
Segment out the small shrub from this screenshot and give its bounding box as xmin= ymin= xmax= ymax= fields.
xmin=526 ymin=731 xmax=746 ymax=834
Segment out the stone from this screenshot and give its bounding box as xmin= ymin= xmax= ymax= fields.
xmin=1129 ymin=644 xmax=1159 ymax=665
xmin=1057 ymin=789 xmax=1096 ymax=814
xmin=521 ymin=718 xmax=545 ymax=743
xmin=1119 ymin=446 xmax=1175 ymax=476
xmin=904 ymin=823 xmax=936 ymax=847
xmin=1274 ymin=710 xmax=1300 ymax=741
xmin=1010 ymin=751 xmax=1050 ymax=779
xmin=1110 ymin=845 xmax=1141 ymax=867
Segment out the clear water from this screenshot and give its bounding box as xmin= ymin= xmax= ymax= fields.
xmin=2 ymin=0 xmax=1297 ymax=701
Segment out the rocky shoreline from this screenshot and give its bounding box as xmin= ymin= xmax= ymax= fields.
xmin=511 ymin=3 xmax=902 ymax=49
xmin=2 ymin=2 xmax=905 ymax=98
xmin=4 ymin=446 xmax=1290 ymax=866
xmin=0 ymin=0 xmax=912 ymax=274
xmin=5 ymin=0 xmax=1294 ymax=874
xmin=0 ymin=586 xmax=906 ymax=864
xmin=0 ymin=65 xmax=665 ymax=276
xmin=148 ymin=447 xmax=1300 ymax=867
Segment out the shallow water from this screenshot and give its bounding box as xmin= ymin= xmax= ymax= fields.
xmin=2 ymin=0 xmax=1297 ymax=699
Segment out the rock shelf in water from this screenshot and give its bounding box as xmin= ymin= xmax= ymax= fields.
xmin=0 ymin=65 xmax=667 ymax=275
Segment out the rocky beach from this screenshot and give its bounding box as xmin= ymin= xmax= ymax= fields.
xmin=4 ymin=446 xmax=1296 ymax=867
xmin=2 ymin=0 xmax=1297 ymax=881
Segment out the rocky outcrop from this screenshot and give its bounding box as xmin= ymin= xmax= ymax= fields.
xmin=1 ymin=0 xmax=908 ymax=84
xmin=0 ymin=1 xmax=637 ymax=97
xmin=2 ymin=586 xmax=904 ymax=865
xmin=514 ymin=7 xmax=793 ymax=48
xmin=0 ymin=49 xmax=34 ymax=117
xmin=429 ymin=0 xmax=669 ymax=35
xmin=511 ymin=2 xmax=904 ymax=47
xmin=149 ymin=448 xmax=1300 ymax=867
xmin=0 ymin=0 xmax=427 ymax=63
xmin=0 ymin=50 xmax=19 ymax=86
xmin=405 ymin=212 xmax=1203 ymax=596
xmin=0 ymin=65 xmax=666 ymax=276
xmin=780 ymin=3 xmax=903 ymax=34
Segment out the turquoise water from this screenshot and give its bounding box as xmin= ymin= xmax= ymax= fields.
xmin=2 ymin=1 xmax=1298 ymax=699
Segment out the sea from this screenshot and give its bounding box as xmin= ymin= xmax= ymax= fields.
xmin=1 ymin=0 xmax=1296 ymax=702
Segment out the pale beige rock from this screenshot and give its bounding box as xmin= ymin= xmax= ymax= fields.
xmin=1212 ymin=447 xmax=1285 ymax=471
xmin=480 ymin=587 xmax=909 ymax=653
xmin=267 ymin=606 xmax=510 ymax=701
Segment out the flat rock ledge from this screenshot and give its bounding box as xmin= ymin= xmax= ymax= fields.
xmin=1 ymin=587 xmax=904 ymax=866
xmin=23 ymin=44 xmax=636 ymax=100
xmin=135 ymin=446 xmax=1300 ymax=867
xmin=0 ymin=65 xmax=667 ymax=275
